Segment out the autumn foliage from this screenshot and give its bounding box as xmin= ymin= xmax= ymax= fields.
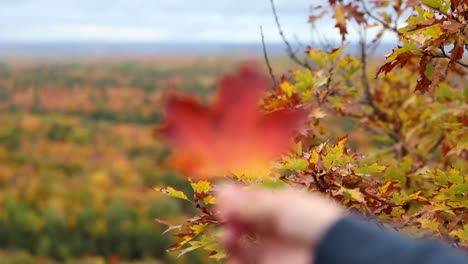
xmin=156 ymin=0 xmax=467 ymax=260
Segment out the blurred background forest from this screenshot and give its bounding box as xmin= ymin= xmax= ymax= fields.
xmin=0 ymin=0 xmax=419 ymax=263
xmin=0 ymin=55 xmax=298 ymax=264
xmin=1 ymin=1 xmax=288 ymax=263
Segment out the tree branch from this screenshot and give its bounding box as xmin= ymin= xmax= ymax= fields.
xmin=361 ymin=0 xmax=467 ymax=69
xmin=439 ymin=46 xmax=468 ymax=68
xmin=358 ymin=26 xmax=408 ymax=155
xmin=360 ymin=0 xmax=399 ymax=34
xmin=269 ymin=0 xmax=311 ymax=69
xmin=428 ymin=134 xmax=444 ymax=153
xmin=358 ymin=29 xmax=388 ymax=122
xmin=260 ymin=26 xmax=277 ymax=88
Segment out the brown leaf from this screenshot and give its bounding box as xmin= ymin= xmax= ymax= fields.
xmin=156 ymin=219 xmax=183 ymax=234
xmin=450 ymin=35 xmax=464 ymax=60
xmin=308 ymin=9 xmax=328 ymax=23
xmin=441 ymin=19 xmax=463 ymax=32
xmin=377 ymin=51 xmax=414 ymax=76
xmin=407 ymin=18 xmax=440 ymax=32
xmin=415 ymin=55 xmax=432 ymax=93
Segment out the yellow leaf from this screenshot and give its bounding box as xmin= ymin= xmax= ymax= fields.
xmin=191 ymin=224 xmax=206 ymax=234
xmin=309 ymin=150 xmax=320 ymax=164
xmin=154 ymin=186 xmax=189 ymax=201
xmin=334 ymin=5 xmax=345 ymax=25
xmin=405 ymin=191 xmax=428 ymax=202
xmin=280 ymin=81 xmax=295 ymax=97
xmin=232 ymin=167 xmax=270 ymax=183
xmin=191 ymin=180 xmax=212 ymax=194
xmin=391 ymin=207 xmax=405 ymax=219
xmin=335 ymin=186 xmax=365 ymax=203
xmin=378 ymin=181 xmax=393 ymax=194
xmin=203 ymin=195 xmax=218 ymax=205
xmin=323 ymin=137 xmax=347 ymax=170
xmin=418 ymin=219 xmax=439 ymax=232
xmin=308 ymin=49 xmax=326 ymax=67
xmin=344 ymin=188 xmax=365 ymax=203
xmin=311 ymin=108 xmax=327 ymax=119
xmin=328 ymin=45 xmax=345 ymax=61
xmin=172 ymin=224 xmax=207 ymax=250
xmin=450 ymin=224 xmax=468 ymax=242
xmin=293 ymin=141 xmax=303 ymax=155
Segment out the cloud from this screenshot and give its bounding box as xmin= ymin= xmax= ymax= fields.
xmin=0 ymin=0 xmax=393 ymax=43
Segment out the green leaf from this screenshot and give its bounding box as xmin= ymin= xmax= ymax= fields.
xmin=336 ymin=186 xmax=365 ymax=203
xmin=283 ymin=157 xmax=309 ymax=171
xmin=293 ymin=141 xmax=303 ymax=155
xmin=447 ymin=169 xmax=463 ymax=184
xmin=354 ymin=163 xmax=387 ymax=175
xmin=293 ymin=69 xmax=314 ymax=91
xmin=328 ymin=96 xmax=345 ymax=110
xmin=446 ymin=184 xmax=468 ymax=194
xmin=450 ymin=224 xmax=468 ymax=242
xmin=433 ymin=169 xmax=448 ymax=186
xmin=418 ymin=219 xmax=439 ymax=232
xmin=401 ymin=156 xmax=413 ymax=172
xmin=422 ymin=0 xmax=450 ymax=13
xmin=308 ymin=49 xmax=327 ymax=67
xmin=257 ymin=178 xmax=286 ymax=189
xmin=323 ymin=138 xmax=346 ymax=170
xmin=385 ymin=166 xmax=407 ymax=186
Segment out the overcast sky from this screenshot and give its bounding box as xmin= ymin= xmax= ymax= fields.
xmin=0 ymin=0 xmax=391 ymax=43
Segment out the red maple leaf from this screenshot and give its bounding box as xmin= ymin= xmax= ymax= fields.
xmin=159 ymin=65 xmax=307 ymax=178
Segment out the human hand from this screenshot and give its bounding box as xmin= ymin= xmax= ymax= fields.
xmin=215 ymin=184 xmax=344 ymax=264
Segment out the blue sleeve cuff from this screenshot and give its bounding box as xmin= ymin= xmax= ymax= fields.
xmin=314 ymin=217 xmax=467 ymax=264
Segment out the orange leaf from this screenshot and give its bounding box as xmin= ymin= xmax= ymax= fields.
xmin=160 ymin=65 xmax=307 ymax=178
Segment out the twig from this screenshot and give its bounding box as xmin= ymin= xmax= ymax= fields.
xmin=361 ymin=0 xmax=467 ymax=69
xmin=358 ymin=25 xmax=408 ymax=155
xmin=439 ymin=46 xmax=468 ymax=68
xmin=292 ymin=34 xmax=307 ymax=52
xmin=428 ymin=134 xmax=444 ymax=153
xmin=260 ymin=26 xmax=277 ymax=88
xmin=400 ymin=210 xmax=427 ymax=228
xmin=269 ymin=0 xmax=311 ymax=69
xmin=310 ymin=23 xmax=335 ymax=51
xmin=358 ymin=27 xmax=388 ymax=122
xmin=360 ymin=0 xmax=399 ymax=34
xmin=361 ymin=189 xmax=400 ymax=207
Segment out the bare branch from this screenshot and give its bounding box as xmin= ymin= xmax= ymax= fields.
xmin=358 ymin=27 xmax=388 ymax=122
xmin=360 ymin=0 xmax=399 ymax=34
xmin=260 ymin=26 xmax=277 ymax=88
xmin=310 ymin=23 xmax=335 ymax=51
xmin=269 ymin=0 xmax=311 ymax=69
xmin=428 ymin=134 xmax=445 ymax=153
xmin=357 ymin=25 xmax=408 ymax=155
xmin=439 ymin=46 xmax=468 ymax=68
xmin=361 ymin=0 xmax=467 ymax=69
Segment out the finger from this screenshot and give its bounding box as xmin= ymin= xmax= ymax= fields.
xmin=215 ymin=183 xmax=278 ymax=224
xmin=216 ymin=183 xmax=344 ymax=245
